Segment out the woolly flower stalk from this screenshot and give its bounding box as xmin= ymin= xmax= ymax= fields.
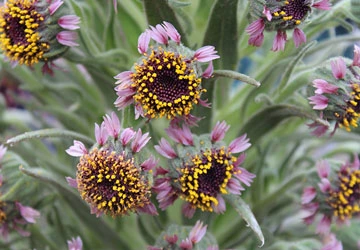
xmin=114 ymin=21 xmax=219 ymax=122
xmin=0 ymin=0 xmax=80 ymax=74
xmin=246 ymin=0 xmax=331 ymax=51
xmin=66 ymin=112 xmax=158 ymax=217
xmin=153 ymin=121 xmax=255 ymax=218
xmin=302 ymin=157 xmax=360 ymax=235
xmin=308 ymin=45 xmax=360 ymax=136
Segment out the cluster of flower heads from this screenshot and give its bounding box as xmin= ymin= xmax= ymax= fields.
xmin=114 ymin=21 xmax=219 ymax=121
xmin=153 ymin=121 xmax=255 ymax=217
xmin=301 ymin=156 xmax=360 ymax=249
xmin=0 ymin=0 xmax=80 ymax=74
xmin=66 ymin=112 xmax=158 ymax=217
xmin=148 ymin=220 xmax=219 ymax=250
xmin=308 ymin=45 xmax=360 ymax=136
xmin=246 ymin=0 xmax=331 ymax=51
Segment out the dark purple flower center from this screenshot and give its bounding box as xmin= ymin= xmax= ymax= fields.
xmin=179 ymin=148 xmax=236 ymax=212
xmin=131 ymin=48 xmax=203 ymax=119
xmin=0 ymin=1 xmax=49 ymax=65
xmin=76 ymin=148 xmax=150 ymax=216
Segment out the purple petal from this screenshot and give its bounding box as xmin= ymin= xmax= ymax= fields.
xmin=66 ymin=177 xmax=78 ymax=188
xmin=67 ymin=236 xmax=83 ymax=250
xmin=271 ymin=30 xmax=287 ymax=52
xmin=293 ymin=28 xmax=306 ymax=48
xmin=194 ymin=46 xmax=220 ymax=62
xmin=49 ymin=0 xmax=64 ymax=15
xmin=330 ymin=57 xmax=346 ymax=79
xmin=189 ymin=221 xmax=207 ymax=244
xmin=308 ymin=95 xmax=328 ymax=110
xmin=56 ymin=31 xmax=79 ymax=47
xmin=120 ymin=128 xmax=136 ymax=146
xmin=162 ymin=21 xmax=181 ymax=44
xmin=66 ymin=140 xmax=87 ymax=157
xmin=211 ymin=120 xmax=230 ymax=142
xmin=58 ymin=15 xmax=80 ymax=30
xmin=141 ymin=155 xmax=159 ymax=171
xmin=131 ymin=129 xmax=151 ymax=153
xmin=202 ymin=61 xmax=214 ymax=79
xmin=316 ymin=160 xmax=330 ymax=178
xmin=301 ymin=186 xmax=316 ymax=204
xmin=154 ymin=138 xmax=177 ymax=159
xmin=103 ymin=112 xmax=121 ymax=138
xmin=137 ymin=30 xmax=151 ymax=54
xmin=95 ymin=122 xmax=109 ymax=146
xmin=228 ymin=134 xmax=251 ymax=153
xmin=15 ymin=202 xmax=40 ymax=224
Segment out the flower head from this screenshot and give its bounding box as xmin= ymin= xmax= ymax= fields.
xmin=66 ymin=112 xmax=157 ymax=217
xmin=308 ymin=49 xmax=360 ymax=134
xmin=114 ymin=21 xmax=219 ymax=122
xmin=0 ymin=0 xmax=80 ymax=74
xmin=247 ymin=0 xmax=331 ymax=50
xmin=153 ymin=121 xmax=254 ymax=217
xmin=302 ymin=156 xmax=360 ymax=234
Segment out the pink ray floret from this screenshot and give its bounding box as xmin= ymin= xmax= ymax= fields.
xmin=189 ymin=221 xmax=207 ymax=244
xmin=313 ymin=0 xmax=331 ymax=10
xmin=316 ymin=215 xmax=331 ymax=234
xmin=65 ymin=177 xmax=78 ymax=188
xmin=272 ymin=30 xmax=287 ymax=51
xmin=120 ymin=128 xmax=136 ymax=146
xmin=95 ymin=122 xmax=109 ymax=146
xmin=263 ymin=7 xmax=272 ymax=21
xmin=330 ymin=58 xmax=346 ymax=79
xmin=316 ymin=160 xmax=330 ymax=178
xmin=193 ymin=46 xmax=220 ymax=62
xmin=131 ymin=129 xmax=151 ymax=153
xmin=137 ymin=30 xmax=151 ymax=54
xmin=67 ymin=236 xmax=83 ymax=250
xmin=155 ymin=138 xmax=177 ymax=159
xmin=353 ymin=45 xmax=360 ymax=67
xmin=301 ymin=186 xmax=316 ymax=204
xmin=58 ymin=15 xmax=80 ymax=30
xmin=313 ymin=79 xmax=338 ymax=94
xmin=211 ymin=120 xmax=230 ymax=142
xmin=202 ymin=61 xmax=214 ymax=79
xmin=49 ymin=0 xmax=64 ymax=15
xmin=141 ymin=155 xmax=158 ymax=171
xmin=234 ymin=167 xmax=256 ymax=187
xmin=56 ymin=31 xmax=79 ymax=47
xmin=246 ymin=19 xmax=265 ymax=47
xmin=212 ymin=195 xmax=226 ymax=214
xmin=66 ymin=140 xmax=88 ymax=157
xmin=228 ymin=134 xmax=251 ymax=153
xmin=103 ymin=112 xmax=121 ymax=138
xmin=149 ymin=24 xmax=169 ymax=44
xmin=15 ymin=202 xmax=40 ymax=224
xmin=308 ymin=95 xmax=328 ymax=110
xmin=166 ymin=124 xmax=193 ymax=146
xmin=321 ymin=234 xmax=343 ymax=250
xmin=293 ymin=28 xmax=306 ymax=48
xmin=163 ymin=21 xmax=181 ymax=44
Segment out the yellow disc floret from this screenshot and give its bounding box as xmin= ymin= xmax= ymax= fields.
xmin=179 ymin=147 xmax=238 ymax=212
xmin=76 ymin=148 xmax=151 ymax=217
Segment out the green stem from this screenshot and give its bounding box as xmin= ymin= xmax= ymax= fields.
xmin=213 ymin=70 xmax=261 ymax=87
xmin=4 ymin=129 xmax=94 ymax=146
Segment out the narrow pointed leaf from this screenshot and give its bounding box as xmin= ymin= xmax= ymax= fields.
xmin=224 ymin=194 xmax=264 ymax=247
